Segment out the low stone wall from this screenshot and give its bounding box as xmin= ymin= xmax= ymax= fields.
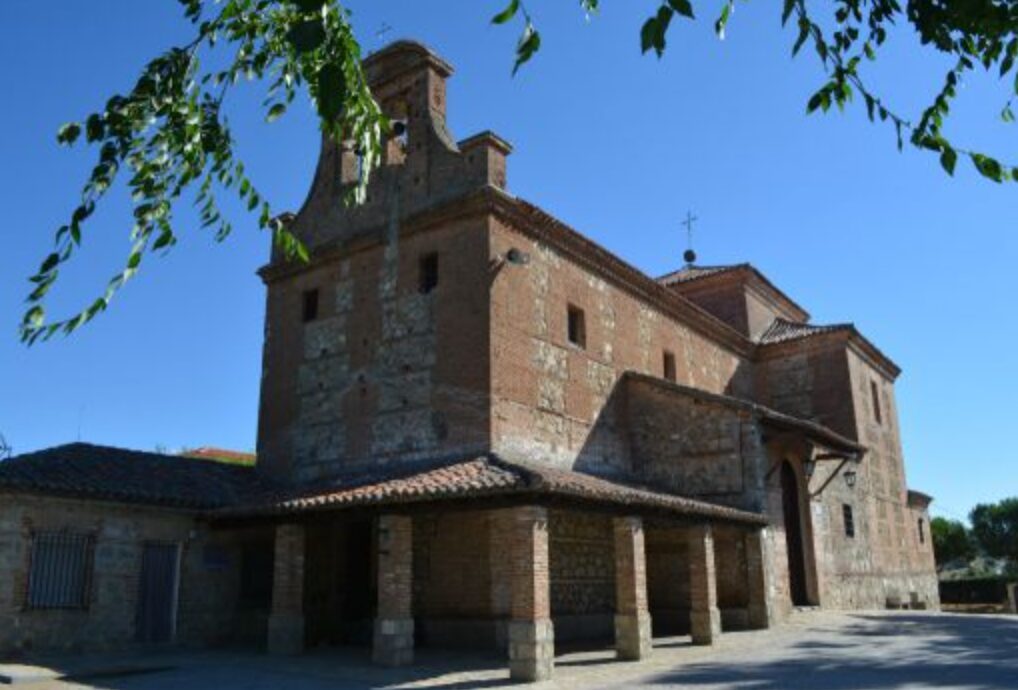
xmin=822 ymin=571 xmax=940 ymax=611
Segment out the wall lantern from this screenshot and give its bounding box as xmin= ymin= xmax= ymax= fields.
xmin=505 ymin=247 xmax=531 ymax=265
xmin=803 ymin=458 xmax=817 ymax=480
xmin=843 ymin=470 xmax=858 ymax=489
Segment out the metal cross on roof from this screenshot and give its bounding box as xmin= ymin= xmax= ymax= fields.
xmin=681 ymin=210 xmax=698 ymax=265
xmin=376 ymin=22 xmax=393 ymax=45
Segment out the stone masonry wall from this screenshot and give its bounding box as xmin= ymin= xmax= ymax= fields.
xmin=625 ymin=377 xmax=769 ymax=511
xmin=0 ymin=495 xmax=246 ymax=656
xmin=548 ymin=510 xmax=614 ymax=642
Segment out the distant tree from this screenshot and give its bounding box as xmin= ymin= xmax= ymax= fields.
xmin=22 ymin=0 xmax=1018 ymax=343
xmin=930 ymin=516 xmax=975 ymax=567
xmin=970 ymin=498 xmax=1018 ymax=566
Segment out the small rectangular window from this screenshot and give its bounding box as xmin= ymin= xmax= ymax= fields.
xmin=567 ymin=305 xmax=586 ymax=349
xmin=870 ymin=380 xmax=882 ymax=425
xmin=27 ymin=532 xmax=94 ymax=609
xmin=663 ymin=350 xmax=676 ymax=382
xmin=918 ymin=518 xmax=926 ymax=545
xmin=302 ymin=289 xmax=319 ymax=323
xmin=842 ymin=504 xmax=855 ymax=539
xmin=419 ymin=252 xmax=439 ymax=294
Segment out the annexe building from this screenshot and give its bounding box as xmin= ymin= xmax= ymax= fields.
xmin=0 ymin=41 xmax=937 ymax=682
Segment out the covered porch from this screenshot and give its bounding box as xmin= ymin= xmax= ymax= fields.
xmin=216 ymin=456 xmax=772 ymax=682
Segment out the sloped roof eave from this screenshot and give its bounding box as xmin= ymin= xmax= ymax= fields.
xmin=213 ymin=455 xmax=768 ymax=527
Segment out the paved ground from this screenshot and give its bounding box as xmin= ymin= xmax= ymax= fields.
xmin=10 ymin=611 xmax=1018 ymax=690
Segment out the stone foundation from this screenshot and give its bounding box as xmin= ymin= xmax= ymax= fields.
xmin=614 ymin=613 xmax=652 ymax=660
xmin=267 ymin=613 xmax=305 ymax=655
xmin=372 ymin=618 xmax=414 ymax=666
xmin=508 ymin=619 xmax=554 ymax=682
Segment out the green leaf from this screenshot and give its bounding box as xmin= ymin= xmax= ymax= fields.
xmin=85 ymin=114 xmax=105 ymax=142
xmin=56 ymin=122 xmax=81 ymax=145
xmin=287 ymin=20 xmax=326 ymax=54
xmin=267 ymin=103 xmax=287 ymax=123
xmin=512 ymin=21 xmax=541 ymax=75
xmin=491 ymin=0 xmax=520 ymax=25
xmin=971 ymin=153 xmax=1004 ymax=183
xmin=289 ymin=0 xmax=325 ymax=12
xmin=715 ymin=1 xmax=732 ymax=40
xmin=806 ymin=90 xmax=824 ymax=114
xmin=939 ymin=147 xmax=957 ymax=176
xmin=39 ymin=252 xmax=60 ymax=274
xmin=316 ymin=64 xmax=347 ymax=122
xmin=640 ymin=17 xmax=659 ymax=55
xmin=667 ymin=0 xmax=694 ymax=19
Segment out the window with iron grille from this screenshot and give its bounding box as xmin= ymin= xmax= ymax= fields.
xmin=26 ymin=532 xmax=94 ymax=609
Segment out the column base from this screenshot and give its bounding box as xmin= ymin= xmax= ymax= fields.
xmin=267 ymin=613 xmax=304 ymax=655
xmin=373 ymin=617 xmax=415 ymax=666
xmin=614 ymin=612 xmax=652 ymax=660
xmin=748 ymin=601 xmax=773 ymax=630
xmin=690 ymin=607 xmax=721 ymax=645
xmin=508 ymin=618 xmax=554 ymax=682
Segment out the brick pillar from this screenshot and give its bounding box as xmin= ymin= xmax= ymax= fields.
xmin=1008 ymin=583 xmax=1017 ymax=615
xmin=373 ymin=514 xmax=414 ymax=666
xmin=745 ymin=528 xmax=774 ymax=629
xmin=688 ymin=523 xmax=721 ymax=645
xmin=507 ymin=506 xmax=554 ymax=682
xmin=613 ymin=516 xmax=653 ymax=660
xmin=267 ymin=523 xmax=305 ymax=655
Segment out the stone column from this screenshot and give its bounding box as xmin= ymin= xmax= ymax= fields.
xmin=508 ymin=506 xmax=554 ymax=682
xmin=1008 ymin=583 xmax=1017 ymax=615
xmin=613 ymin=516 xmax=653 ymax=660
xmin=688 ymin=523 xmax=721 ymax=645
xmin=267 ymin=523 xmax=305 ymax=655
xmin=745 ymin=528 xmax=774 ymax=629
xmin=373 ymin=514 xmax=414 ymax=666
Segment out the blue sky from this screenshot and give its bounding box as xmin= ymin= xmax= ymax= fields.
xmin=1 ymin=2 xmax=1015 ymax=522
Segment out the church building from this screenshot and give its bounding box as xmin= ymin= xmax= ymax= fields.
xmin=0 ymin=41 xmax=937 ymax=682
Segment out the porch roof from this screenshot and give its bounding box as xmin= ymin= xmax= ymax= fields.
xmin=214 ymin=455 xmax=767 ymax=526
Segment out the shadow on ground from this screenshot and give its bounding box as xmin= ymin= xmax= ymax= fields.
xmin=642 ymin=614 xmax=1018 ymax=690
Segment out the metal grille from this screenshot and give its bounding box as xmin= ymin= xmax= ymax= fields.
xmin=27 ymin=532 xmax=94 ymax=609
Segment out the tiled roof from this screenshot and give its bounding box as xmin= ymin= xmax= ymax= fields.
xmin=657 ymin=264 xmax=745 ymax=286
xmin=217 ymin=455 xmax=767 ymax=526
xmin=759 ymin=318 xmax=853 ymax=345
xmin=0 ymin=443 xmax=272 ymax=510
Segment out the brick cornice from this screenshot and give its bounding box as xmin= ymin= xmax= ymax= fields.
xmin=492 ymin=194 xmax=753 ymax=357
xmin=755 ymin=326 xmax=901 ymax=381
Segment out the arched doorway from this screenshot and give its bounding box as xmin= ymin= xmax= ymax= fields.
xmin=780 ymin=461 xmax=810 ymax=606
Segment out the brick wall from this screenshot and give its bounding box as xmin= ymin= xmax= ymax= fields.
xmin=489 ymin=219 xmax=752 ymax=472
xmin=258 ymin=217 xmax=492 ymax=483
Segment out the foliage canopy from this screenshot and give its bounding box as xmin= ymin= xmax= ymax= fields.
xmin=22 ymin=0 xmax=1018 ymax=342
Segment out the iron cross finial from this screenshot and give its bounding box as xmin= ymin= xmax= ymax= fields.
xmin=376 ymin=22 xmax=393 ymax=45
xmin=682 ymin=210 xmax=699 ymax=265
